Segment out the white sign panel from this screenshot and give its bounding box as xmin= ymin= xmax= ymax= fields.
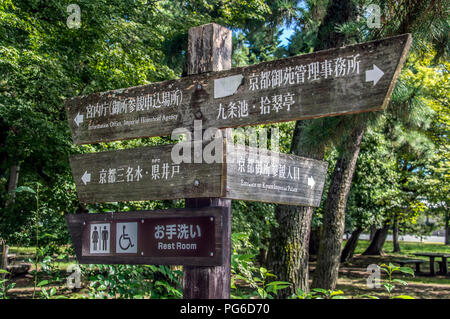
xmin=116 ymin=222 xmax=138 ymax=254
xmin=90 ymin=223 xmax=110 ymax=254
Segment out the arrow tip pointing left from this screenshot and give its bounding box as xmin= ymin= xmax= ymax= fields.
xmin=81 ymin=171 xmax=91 ymax=185
xmin=74 ymin=112 xmax=84 ymax=127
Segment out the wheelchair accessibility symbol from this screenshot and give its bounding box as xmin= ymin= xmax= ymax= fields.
xmin=116 ymin=222 xmax=137 ymax=254
xmin=119 ymin=225 xmax=134 ymax=250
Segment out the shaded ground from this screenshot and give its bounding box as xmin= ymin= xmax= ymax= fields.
xmin=311 ymin=254 xmax=450 ymax=299
xmin=3 ymin=243 xmax=450 ymax=299
xmin=6 ymin=273 xmax=80 ymax=299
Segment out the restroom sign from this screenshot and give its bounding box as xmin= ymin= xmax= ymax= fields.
xmin=66 ymin=206 xmax=226 ymax=266
xmin=85 ymin=221 xmax=139 ymax=256
xmin=90 ymin=223 xmax=110 ymax=254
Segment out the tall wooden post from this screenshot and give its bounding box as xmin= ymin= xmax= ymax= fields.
xmin=183 ymin=23 xmax=232 ymax=299
xmin=0 ymin=239 xmax=8 ymax=278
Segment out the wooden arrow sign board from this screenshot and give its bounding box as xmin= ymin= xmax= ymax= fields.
xmin=66 ymin=34 xmax=411 ymax=144
xmin=65 ymin=207 xmax=226 ymax=266
xmin=226 ymin=144 xmax=328 ymax=207
xmin=69 ymin=142 xmax=328 ymax=207
xmin=69 ymin=143 xmax=224 ymax=203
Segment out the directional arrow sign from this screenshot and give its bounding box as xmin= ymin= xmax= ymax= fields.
xmin=308 ymin=176 xmax=315 ymax=189
xmin=70 ymin=142 xmax=328 ymax=207
xmin=65 ymin=34 xmax=411 ymax=144
xmin=225 ymin=144 xmax=327 ymax=207
xmin=74 ymin=112 xmax=84 ymax=127
xmin=81 ymin=171 xmax=91 ymax=185
xmin=69 ymin=143 xmax=224 ymax=203
xmin=365 ymin=64 xmax=385 ymax=86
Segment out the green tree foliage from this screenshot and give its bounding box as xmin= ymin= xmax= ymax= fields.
xmin=272 ymin=0 xmax=449 ymax=289
xmin=346 ymin=125 xmax=401 ymax=232
xmin=341 ymin=3 xmax=449 ymax=247
xmin=0 ymin=0 xmax=297 ymax=247
xmin=0 ymin=0 xmax=448 ymax=299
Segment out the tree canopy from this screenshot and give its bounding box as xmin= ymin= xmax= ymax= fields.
xmin=0 ymin=0 xmax=448 ymax=297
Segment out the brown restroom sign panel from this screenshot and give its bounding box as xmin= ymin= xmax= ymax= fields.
xmin=145 ymin=216 xmax=213 ymax=257
xmin=85 ymin=219 xmax=211 ymax=257
xmin=66 ymin=207 xmax=226 ymax=266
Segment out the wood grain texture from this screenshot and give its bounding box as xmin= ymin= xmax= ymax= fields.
xmin=65 ymin=207 xmax=225 ymax=266
xmin=69 ymin=143 xmax=226 ymax=203
xmin=183 ymin=23 xmax=233 ymax=299
xmin=186 ymin=23 xmax=232 ymax=75
xmin=225 ymin=143 xmax=328 ymax=207
xmin=183 ymin=198 xmax=231 ymax=298
xmin=70 ymin=141 xmax=328 ymax=206
xmin=66 ymin=34 xmax=412 ymax=144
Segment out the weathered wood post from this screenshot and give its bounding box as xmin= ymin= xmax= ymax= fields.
xmin=0 ymin=239 xmax=8 ymax=278
xmin=183 ymin=23 xmax=232 ymax=299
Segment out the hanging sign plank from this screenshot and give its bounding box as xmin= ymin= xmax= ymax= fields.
xmin=65 ymin=34 xmax=411 ymax=144
xmin=70 ymin=141 xmax=328 ymax=207
xmin=225 ymin=144 xmax=328 ymax=207
xmin=69 ymin=143 xmax=225 ymax=203
xmin=65 ymin=207 xmax=226 ymax=266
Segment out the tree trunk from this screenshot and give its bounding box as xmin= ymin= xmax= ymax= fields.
xmin=369 ymin=225 xmax=377 ymax=241
xmin=341 ymin=227 xmax=363 ymax=263
xmin=392 ymin=215 xmax=401 ymax=252
xmin=0 ymin=241 xmax=8 ymax=280
xmin=362 ymin=223 xmax=390 ymax=255
xmin=309 ymin=228 xmax=320 ymax=256
xmin=267 ymin=205 xmax=315 ymax=297
xmin=314 ymin=1 xmax=357 ymax=51
xmin=7 ymin=164 xmax=20 ymax=206
xmin=312 ymin=123 xmax=365 ymax=290
xmin=267 ymin=119 xmax=324 ymax=296
xmin=267 ymin=0 xmax=358 ymax=295
xmin=445 ymin=212 xmax=450 ymax=246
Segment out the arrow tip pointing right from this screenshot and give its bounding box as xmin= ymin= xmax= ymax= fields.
xmin=307 ymin=176 xmax=315 ymax=189
xmin=365 ymin=64 xmax=384 ymax=86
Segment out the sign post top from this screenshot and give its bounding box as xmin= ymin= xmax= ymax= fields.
xmin=187 ymin=23 xmax=232 ymax=75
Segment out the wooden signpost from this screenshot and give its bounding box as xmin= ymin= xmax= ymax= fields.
xmin=65 ymin=33 xmax=411 ymax=145
xmin=64 ymin=22 xmax=411 ymax=299
xmin=65 ymin=207 xmax=226 ymax=266
xmin=69 ymin=142 xmax=328 ymax=207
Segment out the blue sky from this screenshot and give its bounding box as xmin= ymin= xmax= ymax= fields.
xmin=280 ymin=26 xmax=296 ymax=47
